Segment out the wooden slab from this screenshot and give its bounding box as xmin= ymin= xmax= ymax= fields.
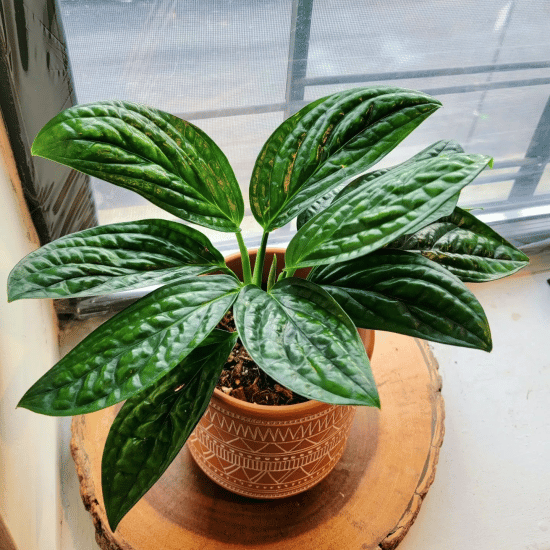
xmin=71 ymin=332 xmax=444 ymax=550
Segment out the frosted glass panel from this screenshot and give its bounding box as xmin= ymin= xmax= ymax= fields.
xmin=60 ymin=0 xmax=550 ymax=248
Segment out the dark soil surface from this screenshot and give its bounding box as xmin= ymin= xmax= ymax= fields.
xmin=216 ymin=311 xmax=309 ymax=406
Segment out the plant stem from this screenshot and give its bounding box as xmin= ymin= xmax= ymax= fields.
xmin=281 ymin=267 xmax=297 ymax=280
xmin=252 ymin=231 xmax=269 ymax=287
xmin=235 ymin=231 xmax=252 ymax=284
xmin=266 ymin=254 xmax=277 ymax=292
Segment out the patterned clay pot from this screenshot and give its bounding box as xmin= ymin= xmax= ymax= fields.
xmin=187 ymin=249 xmax=375 ymax=498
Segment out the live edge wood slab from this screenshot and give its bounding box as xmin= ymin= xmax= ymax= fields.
xmin=71 ymin=332 xmax=445 ymax=550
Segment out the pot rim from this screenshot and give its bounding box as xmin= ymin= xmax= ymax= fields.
xmin=211 ymin=386 xmax=334 ymax=417
xmin=212 ymin=248 xmax=374 ymax=415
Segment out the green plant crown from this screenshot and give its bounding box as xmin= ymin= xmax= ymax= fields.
xmin=7 ymin=87 xmax=529 ymax=530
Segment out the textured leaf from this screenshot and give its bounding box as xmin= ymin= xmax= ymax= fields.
xmin=285 ymin=153 xmax=492 ymax=269
xmin=250 ymin=87 xmax=441 ymax=231
xmin=17 ymin=275 xmax=240 ymax=415
xmin=7 ymin=219 xmax=226 ymax=301
xmin=233 ymin=279 xmax=379 ymax=406
xmin=102 ymin=329 xmax=237 ymax=531
xmin=388 ymin=207 xmax=529 ymax=281
xmin=32 ymin=101 xmax=244 ymax=231
xmin=336 ymin=139 xmax=465 ymax=235
xmin=296 ymin=181 xmax=348 ymax=231
xmin=309 ymin=249 xmax=492 ymax=350
xmin=296 ymin=139 xmax=464 ymax=230
xmin=338 ymin=139 xmax=466 ymax=199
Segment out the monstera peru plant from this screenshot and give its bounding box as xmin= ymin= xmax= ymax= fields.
xmin=8 ymin=86 xmax=528 ymax=530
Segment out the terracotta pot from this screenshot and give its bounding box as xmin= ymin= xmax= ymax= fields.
xmin=187 ymin=248 xmax=375 ymax=499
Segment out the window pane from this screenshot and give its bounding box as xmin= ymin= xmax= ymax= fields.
xmin=60 ymin=0 xmax=550 ymax=249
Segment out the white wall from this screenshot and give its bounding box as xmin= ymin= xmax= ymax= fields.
xmin=0 ymin=115 xmax=61 ymax=550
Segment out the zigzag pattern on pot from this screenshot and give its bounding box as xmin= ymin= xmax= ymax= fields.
xmin=209 ymin=401 xmax=345 ymax=425
xmin=190 ymin=445 xmax=342 ymax=498
xmin=189 ymin=416 xmax=353 ymax=497
xmin=193 ymin=417 xmax=353 ymax=472
xmin=203 ymin=404 xmax=352 ymax=442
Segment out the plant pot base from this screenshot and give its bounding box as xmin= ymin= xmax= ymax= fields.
xmin=71 ymin=331 xmax=444 ymax=550
xmin=188 ymin=402 xmax=356 ymax=499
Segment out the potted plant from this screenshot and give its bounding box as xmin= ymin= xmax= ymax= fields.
xmin=8 ymin=86 xmax=528 ymax=532
xmin=186 ymin=246 xmax=376 ymax=500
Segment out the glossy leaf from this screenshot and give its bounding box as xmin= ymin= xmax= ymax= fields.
xmin=296 ymin=181 xmax=348 ymax=231
xmin=285 ymin=153 xmax=492 ymax=269
xmin=102 ymin=329 xmax=237 ymax=531
xmin=7 ymin=219 xmax=226 ymax=301
xmin=296 ymin=139 xmax=465 ymax=230
xmin=335 ymin=139 xmax=465 ymax=236
xmin=250 ymin=87 xmax=441 ymax=231
xmin=388 ymin=207 xmax=529 ymax=281
xmin=309 ymin=249 xmax=492 ymax=350
xmin=233 ymin=279 xmax=379 ymax=406
xmin=32 ymin=101 xmax=244 ymax=231
xmin=17 ymin=275 xmax=240 ymax=415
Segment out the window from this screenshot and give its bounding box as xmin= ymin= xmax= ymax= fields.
xmin=58 ymin=0 xmax=550 ymax=254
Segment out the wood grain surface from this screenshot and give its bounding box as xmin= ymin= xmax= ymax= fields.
xmin=71 ymin=331 xmax=444 ymax=550
xmin=0 ymin=514 xmax=18 ymax=550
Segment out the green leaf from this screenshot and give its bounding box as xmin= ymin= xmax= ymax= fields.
xmin=296 ymin=139 xmax=465 ymax=230
xmin=285 ymin=153 xmax=492 ymax=269
xmin=7 ymin=219 xmax=226 ymax=301
xmin=309 ymin=249 xmax=492 ymax=351
xmin=17 ymin=275 xmax=240 ymax=415
xmin=296 ymin=181 xmax=348 ymax=231
xmin=388 ymin=207 xmax=529 ymax=281
xmin=233 ymin=279 xmax=379 ymax=406
xmin=249 ymin=95 xmax=329 ymax=231
xmin=32 ymin=101 xmax=244 ymax=232
xmin=336 ymin=140 xmax=465 ymax=236
xmin=250 ymin=87 xmax=441 ymax=231
xmin=102 ymin=329 xmax=237 ymax=531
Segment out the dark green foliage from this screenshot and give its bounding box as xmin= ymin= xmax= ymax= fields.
xmin=32 ymin=101 xmax=245 ymax=231
xmin=7 ymin=219 xmax=225 ymax=301
xmin=285 ymin=153 xmax=492 ymax=269
xmin=102 ymin=329 xmax=237 ymax=531
xmin=250 ymin=87 xmax=441 ymax=231
xmin=8 ymin=86 xmax=528 ymax=530
xmin=17 ymin=275 xmax=240 ymax=415
xmin=387 ymin=207 xmax=530 ymax=282
xmin=296 ymin=139 xmax=465 ymax=230
xmin=234 ymin=279 xmax=379 ymax=406
xmin=309 ymin=250 xmax=492 ymax=350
